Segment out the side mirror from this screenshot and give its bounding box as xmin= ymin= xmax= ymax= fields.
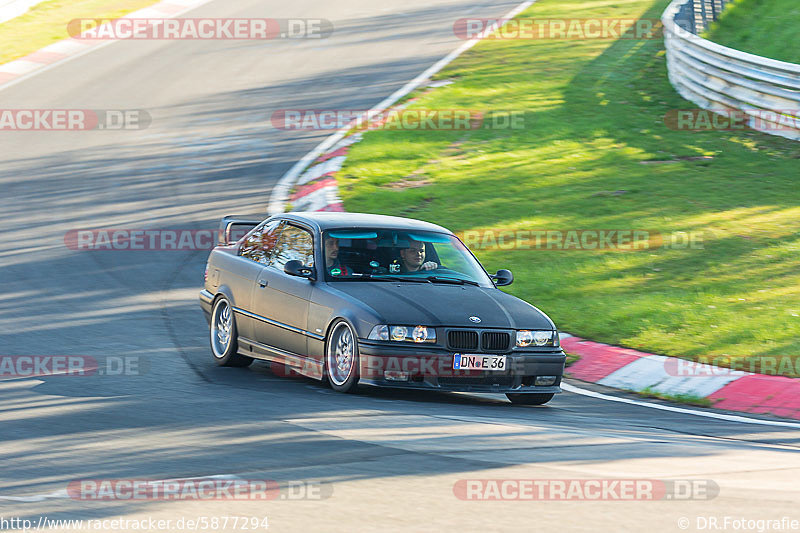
xmin=218 ymin=216 xmax=260 ymax=245
xmin=492 ymin=269 xmax=514 ymax=286
xmin=284 ymin=260 xmax=314 ymax=279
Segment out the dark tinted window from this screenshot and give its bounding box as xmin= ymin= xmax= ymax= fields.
xmin=321 ymin=228 xmax=493 ymax=286
xmin=240 ymin=220 xmax=282 ymax=264
xmin=270 ymin=225 xmax=315 ymax=270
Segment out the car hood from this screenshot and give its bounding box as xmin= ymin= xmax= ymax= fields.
xmin=330 ymin=282 xmax=555 ymax=329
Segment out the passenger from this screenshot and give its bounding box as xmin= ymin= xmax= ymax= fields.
xmin=399 ymin=239 xmax=438 ymax=272
xmin=324 ymin=236 xmax=351 ymax=276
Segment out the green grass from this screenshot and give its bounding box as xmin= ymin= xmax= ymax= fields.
xmin=705 ymin=0 xmax=800 ymax=63
xmin=337 ymin=0 xmax=800 ymax=372
xmin=638 ymin=387 xmax=714 ymax=407
xmin=565 ymin=352 xmax=580 ymax=368
xmin=0 ymin=0 xmax=159 ymax=64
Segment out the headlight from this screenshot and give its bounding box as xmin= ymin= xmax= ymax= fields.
xmin=516 ymin=330 xmax=557 ymax=347
xmin=391 ymin=326 xmax=407 ymax=341
xmin=516 ymin=330 xmax=534 ymax=347
xmin=533 ymin=331 xmax=551 ymax=346
xmin=412 ymin=325 xmax=430 ymax=343
xmin=368 ymin=325 xmax=436 ymax=343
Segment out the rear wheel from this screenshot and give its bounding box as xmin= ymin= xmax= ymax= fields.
xmin=210 ymin=296 xmax=252 ymax=367
xmin=506 ymin=393 xmax=554 ymax=405
xmin=326 ymin=320 xmax=359 ymax=393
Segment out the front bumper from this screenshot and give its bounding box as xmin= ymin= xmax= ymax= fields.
xmin=357 ymin=340 xmax=565 ymax=394
xmin=199 ymin=289 xmax=214 ymax=324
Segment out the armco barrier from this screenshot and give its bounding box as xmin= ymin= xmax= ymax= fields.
xmin=662 ymin=0 xmax=800 ymax=141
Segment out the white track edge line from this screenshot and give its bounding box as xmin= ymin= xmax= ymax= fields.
xmin=561 ymin=382 xmax=800 ymax=429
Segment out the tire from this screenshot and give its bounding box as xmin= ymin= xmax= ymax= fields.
xmin=506 ymin=393 xmax=555 ymax=405
xmin=210 ymin=296 xmax=253 ymax=367
xmin=325 ymin=320 xmax=359 ymax=393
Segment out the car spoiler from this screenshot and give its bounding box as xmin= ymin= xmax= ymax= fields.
xmin=218 ymin=215 xmax=261 ymax=245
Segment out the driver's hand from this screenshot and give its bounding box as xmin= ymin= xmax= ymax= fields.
xmin=421 ymin=261 xmax=438 ymax=271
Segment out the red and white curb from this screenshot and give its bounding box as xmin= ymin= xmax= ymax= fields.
xmin=287 ymin=133 xmax=363 ymax=212
xmin=0 ymin=0 xmax=214 ymax=91
xmin=561 ymin=335 xmax=800 ymax=420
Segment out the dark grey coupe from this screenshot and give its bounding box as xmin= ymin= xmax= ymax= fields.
xmin=199 ymin=212 xmax=565 ymax=405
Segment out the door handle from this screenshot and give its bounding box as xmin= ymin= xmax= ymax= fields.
xmin=258 ymin=279 xmax=268 ymax=288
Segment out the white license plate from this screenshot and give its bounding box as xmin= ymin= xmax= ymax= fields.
xmin=453 ymin=354 xmax=506 ymax=371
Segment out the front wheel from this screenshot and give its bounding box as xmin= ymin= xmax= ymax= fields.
xmin=210 ymin=296 xmax=252 ymax=367
xmin=326 ymin=320 xmax=359 ymax=393
xmin=506 ymin=393 xmax=554 ymax=405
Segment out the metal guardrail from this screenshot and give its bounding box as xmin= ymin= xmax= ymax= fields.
xmin=662 ymin=0 xmax=800 ymax=141
xmin=672 ymin=0 xmax=731 ymax=34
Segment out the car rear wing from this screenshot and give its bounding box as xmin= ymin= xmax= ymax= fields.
xmin=219 ymin=216 xmax=260 ymax=245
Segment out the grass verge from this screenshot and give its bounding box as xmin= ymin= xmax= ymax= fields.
xmin=705 ymin=0 xmax=800 ymax=63
xmin=0 ymin=0 xmax=160 ymax=64
xmin=565 ymin=352 xmax=580 ymax=368
xmin=638 ymin=387 xmax=714 ymax=408
xmin=337 ymin=0 xmax=800 ymax=372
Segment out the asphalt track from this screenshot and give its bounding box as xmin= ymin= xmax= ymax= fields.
xmin=1 ymin=0 xmax=799 ymax=531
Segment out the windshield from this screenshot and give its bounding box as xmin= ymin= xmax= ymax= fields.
xmin=321 ymin=228 xmax=493 ymax=287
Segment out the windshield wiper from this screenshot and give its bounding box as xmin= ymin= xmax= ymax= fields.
xmin=339 ymin=274 xmax=430 ymax=283
xmin=426 ymin=276 xmax=480 ymax=286
xmin=336 ymin=274 xmax=478 ymax=285
xmin=369 ymin=274 xmax=430 ymax=283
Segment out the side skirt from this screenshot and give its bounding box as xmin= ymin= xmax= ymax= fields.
xmin=238 ymin=336 xmax=324 ymax=380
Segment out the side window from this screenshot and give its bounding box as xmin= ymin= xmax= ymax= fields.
xmin=270 ymin=225 xmax=315 ymax=270
xmin=240 ymin=220 xmax=283 ymax=264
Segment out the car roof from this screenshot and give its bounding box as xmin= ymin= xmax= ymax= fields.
xmin=279 ymin=212 xmax=453 ymax=234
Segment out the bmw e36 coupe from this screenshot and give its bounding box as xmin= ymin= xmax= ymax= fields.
xmin=200 ymin=212 xmax=565 ymax=405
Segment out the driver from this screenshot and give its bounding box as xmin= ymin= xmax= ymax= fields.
xmin=399 ymin=239 xmax=438 ymax=272
xmin=324 ymin=236 xmax=351 ymax=276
